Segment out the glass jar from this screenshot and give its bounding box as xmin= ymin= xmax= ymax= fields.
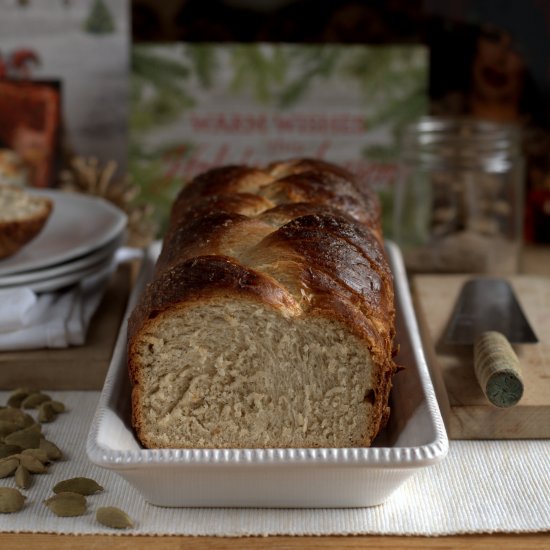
xmin=393 ymin=117 xmax=524 ymax=274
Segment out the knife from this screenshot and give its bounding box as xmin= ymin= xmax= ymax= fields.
xmin=441 ymin=278 xmax=538 ymax=408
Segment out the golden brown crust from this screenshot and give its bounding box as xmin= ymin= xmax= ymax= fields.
xmin=128 ymin=158 xmax=398 ymax=448
xmin=172 ymin=159 xmax=382 ymax=240
xmin=175 ymin=166 xmax=273 ymax=202
xmin=169 ymin=192 xmax=274 ymax=228
xmin=266 ymin=157 xmax=382 ymax=233
xmin=261 ymin=171 xmax=380 ymax=233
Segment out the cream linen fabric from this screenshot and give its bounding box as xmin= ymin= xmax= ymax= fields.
xmin=0 ymin=248 xmax=142 ymax=351
xmin=0 ymin=391 xmax=549 ymax=536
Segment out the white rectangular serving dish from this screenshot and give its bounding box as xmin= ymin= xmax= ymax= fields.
xmin=86 ymin=241 xmax=448 ymax=508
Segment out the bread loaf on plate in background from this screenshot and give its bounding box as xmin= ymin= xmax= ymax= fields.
xmin=128 ymin=158 xmax=398 ymax=449
xmin=0 ymin=184 xmax=53 ymax=259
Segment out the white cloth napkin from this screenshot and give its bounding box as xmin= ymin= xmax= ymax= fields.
xmin=0 ymin=247 xmax=142 ymax=351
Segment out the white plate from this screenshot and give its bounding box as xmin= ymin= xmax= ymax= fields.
xmin=0 ymin=254 xmax=116 ymax=293
xmin=0 ymin=189 xmax=127 ymax=277
xmin=0 ymin=231 xmax=124 ymax=287
xmin=86 ymin=241 xmax=448 ymax=508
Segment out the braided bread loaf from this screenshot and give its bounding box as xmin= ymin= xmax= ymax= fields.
xmin=128 ymin=158 xmax=398 ymax=449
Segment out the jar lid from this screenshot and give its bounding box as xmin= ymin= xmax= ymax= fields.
xmin=400 ymin=116 xmax=522 ymax=171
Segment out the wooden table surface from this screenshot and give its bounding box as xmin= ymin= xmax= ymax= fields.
xmin=0 ymin=533 xmax=547 ymax=549
xmin=2 ymin=246 xmax=549 ymax=549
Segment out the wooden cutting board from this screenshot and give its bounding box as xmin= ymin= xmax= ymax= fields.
xmin=412 ymin=274 xmax=550 ymax=439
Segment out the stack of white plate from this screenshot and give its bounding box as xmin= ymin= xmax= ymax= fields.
xmin=0 ymin=190 xmax=127 ymax=293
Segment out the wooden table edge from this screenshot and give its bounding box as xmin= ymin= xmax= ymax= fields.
xmin=1 ymin=532 xmax=549 ymax=549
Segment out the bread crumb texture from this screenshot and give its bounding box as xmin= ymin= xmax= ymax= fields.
xmin=133 ymin=300 xmax=376 ymax=448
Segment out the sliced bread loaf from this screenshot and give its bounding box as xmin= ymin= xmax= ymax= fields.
xmin=128 ymin=159 xmax=397 ymax=449
xmin=0 ymin=185 xmax=53 ymax=259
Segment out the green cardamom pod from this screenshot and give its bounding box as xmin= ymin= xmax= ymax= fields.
xmin=48 ymin=401 xmax=66 ymax=414
xmin=21 ymin=448 xmax=50 ymax=464
xmin=96 ymin=506 xmax=133 ymax=529
xmin=0 ymin=408 xmax=35 ymax=429
xmin=44 ymin=492 xmax=87 ymax=517
xmin=5 ymin=426 xmax=41 ymax=450
xmin=21 ymin=392 xmax=51 ymax=410
xmin=0 ymin=457 xmax=19 ymax=478
xmin=39 ymin=438 xmax=63 ymax=461
xmin=0 ymin=420 xmax=19 ymax=438
xmin=14 ymin=464 xmax=32 ymax=489
xmin=37 ymin=402 xmax=58 ymax=423
xmin=53 ymin=477 xmax=104 ymax=496
xmin=0 ymin=444 xmax=22 ymax=459
xmin=0 ymin=487 xmax=25 ymax=513
xmin=17 ymin=453 xmax=47 ymax=474
xmin=7 ymin=388 xmax=32 ymax=409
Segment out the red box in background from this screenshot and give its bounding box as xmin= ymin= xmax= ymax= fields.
xmin=0 ymin=79 xmax=61 ymax=188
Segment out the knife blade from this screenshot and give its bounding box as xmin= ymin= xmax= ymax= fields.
xmin=442 ymin=278 xmax=538 ymax=345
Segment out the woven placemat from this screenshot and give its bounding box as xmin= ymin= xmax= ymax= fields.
xmin=0 ymin=391 xmax=549 ymax=536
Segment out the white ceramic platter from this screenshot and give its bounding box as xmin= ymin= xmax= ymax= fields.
xmin=86 ymin=241 xmax=448 ymax=508
xmin=0 ymin=231 xmax=124 ymax=287
xmin=0 ymin=189 xmax=127 ymax=277
xmin=0 ymin=254 xmax=115 ymax=293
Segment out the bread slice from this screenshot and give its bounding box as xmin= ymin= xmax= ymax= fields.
xmin=0 ymin=185 xmax=53 ymax=259
xmin=130 ymin=295 xmax=382 ymax=449
xmin=128 ymin=159 xmax=397 ymax=449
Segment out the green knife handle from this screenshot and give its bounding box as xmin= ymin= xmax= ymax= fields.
xmin=473 ymin=331 xmax=524 ymax=408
